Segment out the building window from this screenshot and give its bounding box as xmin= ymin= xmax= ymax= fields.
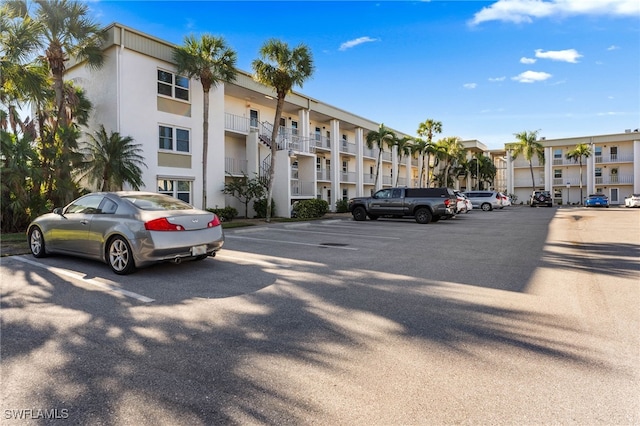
xmin=595 ymin=146 xmax=602 ymax=163
xmin=342 ymin=160 xmax=348 ymax=173
xmin=158 ymin=179 xmax=192 ymax=203
xmin=250 ymin=109 xmax=259 ymax=128
xmin=554 ymin=169 xmax=562 ymax=179
xmin=159 ymin=125 xmax=190 ymax=153
xmin=157 ymin=70 xmax=189 ymax=101
xmin=553 ymin=149 xmax=563 ymax=165
xmin=342 ymin=188 xmax=348 ymax=200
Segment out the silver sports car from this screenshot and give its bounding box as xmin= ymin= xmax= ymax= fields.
xmin=27 ymin=191 xmax=224 ymax=274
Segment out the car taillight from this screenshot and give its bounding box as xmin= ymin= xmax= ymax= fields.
xmin=208 ymin=215 xmax=221 ymax=228
xmin=145 ymin=218 xmax=184 ymax=231
xmin=444 ymin=199 xmax=452 ymax=207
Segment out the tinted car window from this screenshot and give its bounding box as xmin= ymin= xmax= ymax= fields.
xmin=65 ymin=195 xmax=104 ymax=214
xmin=100 ymin=198 xmax=118 ymax=214
xmin=123 ymin=194 xmax=192 ymax=211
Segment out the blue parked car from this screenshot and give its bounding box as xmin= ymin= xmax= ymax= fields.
xmin=585 ymin=193 xmax=609 ymax=208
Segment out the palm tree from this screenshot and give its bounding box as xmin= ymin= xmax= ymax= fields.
xmin=566 ymin=143 xmax=592 ymax=205
xmin=511 ymin=130 xmax=545 ymax=195
xmin=35 ymin=0 xmax=105 ymax=128
xmin=476 ymin=154 xmax=497 ymax=190
xmin=366 ymin=123 xmax=396 ymax=190
xmin=416 ymin=119 xmax=442 ymax=187
xmin=252 ymin=39 xmax=314 ymax=222
xmin=24 ymin=0 xmax=107 ymax=205
xmin=77 ymin=124 xmax=146 ymax=191
xmin=173 ymin=34 xmax=237 ymax=209
xmin=393 ymin=135 xmax=413 ymax=186
xmin=435 ymin=136 xmax=464 ymax=187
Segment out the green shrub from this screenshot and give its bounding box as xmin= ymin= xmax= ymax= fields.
xmin=335 ymin=199 xmax=349 ymax=213
xmin=293 ymin=199 xmax=329 ymax=219
xmin=253 ymin=198 xmax=275 ymax=218
xmin=207 ymin=206 xmax=238 ymax=222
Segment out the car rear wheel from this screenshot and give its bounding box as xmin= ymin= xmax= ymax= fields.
xmin=29 ymin=227 xmax=47 ymax=258
xmin=107 ymin=236 xmax=136 ymax=275
xmin=352 ymin=206 xmax=367 ymax=221
xmin=481 ymin=203 xmax=492 ymax=211
xmin=414 ymin=208 xmax=432 ymax=224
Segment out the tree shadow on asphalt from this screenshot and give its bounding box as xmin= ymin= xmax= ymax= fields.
xmin=2 ymin=207 xmax=638 ymax=424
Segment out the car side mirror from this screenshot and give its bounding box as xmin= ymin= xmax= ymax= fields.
xmin=53 ymin=207 xmax=64 ymax=215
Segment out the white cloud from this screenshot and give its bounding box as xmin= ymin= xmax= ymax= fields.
xmin=339 ymin=36 xmax=379 ymax=51
xmin=520 ymin=57 xmax=536 ymax=64
xmin=607 ymin=45 xmax=620 ymax=50
xmin=535 ymin=48 xmax=582 ymax=63
xmin=512 ymin=70 xmax=552 ymax=83
xmin=463 ymin=83 xmax=478 ymax=89
xmin=489 ymin=76 xmax=506 ymax=82
xmin=469 ymin=0 xmax=640 ymax=26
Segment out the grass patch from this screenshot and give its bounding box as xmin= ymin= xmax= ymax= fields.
xmin=1 ymin=232 xmax=26 ymax=242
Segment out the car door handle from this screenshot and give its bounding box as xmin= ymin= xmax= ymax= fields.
xmin=80 ymin=220 xmax=89 ymax=225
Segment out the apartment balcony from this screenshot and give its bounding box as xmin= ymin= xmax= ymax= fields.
xmin=225 ymin=157 xmax=248 ymax=176
xmin=363 ymin=173 xmax=375 ymax=184
xmin=381 ymin=152 xmax=392 ymax=162
xmin=595 ymin=175 xmax=634 ymax=185
xmin=363 ymin=147 xmax=376 ymax=158
xmin=340 ymin=171 xmax=357 ymax=183
xmin=291 ymin=180 xmax=315 ymax=197
xmin=397 ymin=177 xmax=407 ymax=186
xmin=311 ymin=134 xmax=331 ymax=150
xmin=224 ymin=113 xmax=251 ymax=134
xmin=595 ymin=154 xmax=634 ymax=164
xmin=411 ymin=158 xmax=418 ymax=166
xmin=513 ymin=160 xmax=543 ymax=168
xmin=382 ymin=175 xmax=392 ymax=185
xmin=317 ymin=168 xmax=331 ymax=181
xmin=514 ymin=179 xmax=546 ymax=188
xmin=340 ymin=140 xmax=357 ymax=155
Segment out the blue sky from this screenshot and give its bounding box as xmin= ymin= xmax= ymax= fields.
xmin=89 ymin=0 xmax=640 ymax=149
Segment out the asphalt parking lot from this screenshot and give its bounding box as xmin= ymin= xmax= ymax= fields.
xmin=2 ymin=206 xmax=639 ymax=424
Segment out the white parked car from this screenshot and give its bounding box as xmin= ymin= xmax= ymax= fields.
xmin=498 ymin=192 xmax=511 ymax=207
xmin=453 ymin=190 xmax=472 ymax=214
xmin=624 ymin=193 xmax=640 ymax=208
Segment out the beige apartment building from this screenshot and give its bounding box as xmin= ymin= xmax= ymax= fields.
xmin=67 ymin=23 xmax=639 ymax=214
xmin=505 ymin=132 xmax=640 ymax=205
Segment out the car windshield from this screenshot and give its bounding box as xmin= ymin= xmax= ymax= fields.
xmin=123 ymin=194 xmax=193 ymax=211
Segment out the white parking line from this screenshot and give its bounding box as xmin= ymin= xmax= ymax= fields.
xmin=225 ymin=235 xmax=359 ymax=250
xmin=267 ymin=228 xmax=400 ymax=239
xmin=13 ymin=256 xmax=155 ymax=303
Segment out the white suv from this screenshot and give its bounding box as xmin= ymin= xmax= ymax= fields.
xmin=462 ymin=191 xmax=502 ymax=211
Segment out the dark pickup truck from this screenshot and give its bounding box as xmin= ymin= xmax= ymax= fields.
xmin=348 ymin=187 xmax=457 ymax=224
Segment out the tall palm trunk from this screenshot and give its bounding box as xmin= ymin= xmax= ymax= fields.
xmin=529 ymin=161 xmax=536 ymax=193
xmin=202 ymin=87 xmax=210 ymax=209
xmin=266 ymin=93 xmax=285 ymax=222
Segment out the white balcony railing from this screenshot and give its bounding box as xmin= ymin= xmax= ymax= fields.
xmin=291 ymin=180 xmax=315 ymax=196
xmin=225 ymin=157 xmax=248 ymax=175
xmin=340 ymin=171 xmax=357 ymax=182
xmin=340 ymin=141 xmax=357 ymax=154
xmin=224 ymin=113 xmax=250 ymax=134
xmin=317 ymin=168 xmax=331 ymax=181
xmin=595 ymin=175 xmax=633 ymax=185
xmin=363 ymin=173 xmax=375 ymax=184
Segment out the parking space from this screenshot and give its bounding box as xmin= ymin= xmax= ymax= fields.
xmin=4 ymin=207 xmax=550 ymax=305
xmin=2 ymin=207 xmax=639 ymax=424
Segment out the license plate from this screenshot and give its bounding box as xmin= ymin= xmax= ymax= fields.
xmin=191 ymin=245 xmax=207 ymax=256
